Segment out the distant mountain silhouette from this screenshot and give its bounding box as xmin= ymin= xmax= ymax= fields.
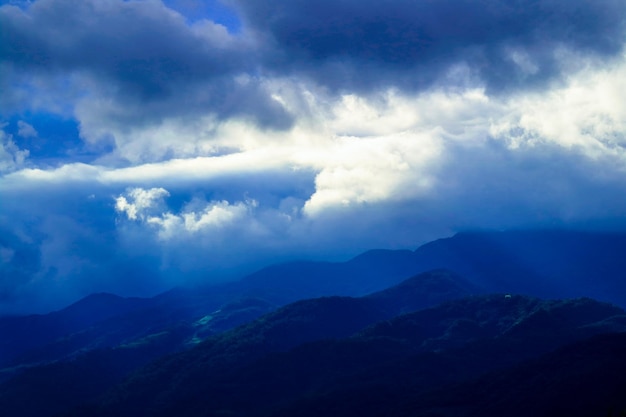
xmin=0 ymin=293 xmax=150 ymax=369
xmin=2 ymin=229 xmax=626 ymax=417
xmin=0 ymin=247 xmax=424 ymax=370
xmin=365 ymin=268 xmax=480 ymax=315
xmin=224 ymin=229 xmax=626 ymax=307
xmin=229 ymin=248 xmax=421 ymax=302
xmin=4 ymin=229 xmax=626 ymax=370
xmin=0 ymin=269 xmax=475 ymax=417
xmin=412 ymin=230 xmax=626 ymax=306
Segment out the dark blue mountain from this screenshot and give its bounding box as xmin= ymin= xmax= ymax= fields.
xmin=0 ymin=270 xmax=475 ymax=417
xmin=228 ymin=248 xmax=421 ymax=302
xmin=385 ymin=331 xmax=626 ymax=417
xmin=4 ymin=229 xmax=626 ymax=380
xmin=0 ymin=293 xmax=150 ymax=369
xmin=0 ymin=242 xmax=464 ymax=370
xmin=4 ymin=229 xmax=626 ymax=368
xmin=215 ymin=229 xmax=626 ymax=308
xmin=61 ymin=295 xmax=626 ymax=417
xmin=365 ymin=268 xmax=479 ymax=315
xmin=412 ymin=230 xmax=626 ymax=306
xmin=2 ymin=229 xmax=626 ymax=417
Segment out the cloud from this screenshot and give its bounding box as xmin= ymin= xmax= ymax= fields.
xmin=0 ymin=0 xmax=245 ymax=89
xmin=0 ymin=127 xmax=29 ymax=173
xmin=17 ymin=120 xmax=37 ymax=138
xmin=110 ymin=186 xmax=306 ymax=283
xmin=0 ymin=183 xmax=170 ymax=314
xmin=232 ymin=0 xmax=626 ymax=93
xmin=147 ymin=198 xmax=256 ymax=238
xmin=115 ymin=187 xmax=170 ymax=221
xmin=115 ymin=187 xmax=259 ymax=240
xmin=302 ymin=132 xmax=442 ymax=216
xmin=178 ymin=200 xmax=251 ymax=231
xmin=0 ymin=0 xmax=292 ymax=161
xmin=5 ymin=55 xmax=626 ymax=210
xmin=490 ymin=59 xmax=626 ymax=158
xmin=3 ymin=0 xmax=624 ymax=167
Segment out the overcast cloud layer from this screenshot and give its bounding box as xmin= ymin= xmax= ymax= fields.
xmin=2 ymin=0 xmax=626 ymax=314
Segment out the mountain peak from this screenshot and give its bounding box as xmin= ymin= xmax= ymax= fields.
xmin=366 ymin=269 xmax=480 ymax=315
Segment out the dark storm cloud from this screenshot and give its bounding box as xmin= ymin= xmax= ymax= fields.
xmin=0 ymin=0 xmax=293 ymax=129
xmin=231 ymin=0 xmax=626 ymax=92
xmin=3 ymin=0 xmax=623 ymax=132
xmin=1 ymin=0 xmax=238 ymax=91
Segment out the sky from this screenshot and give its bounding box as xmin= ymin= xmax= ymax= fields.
xmin=2 ymin=0 xmax=626 ymax=314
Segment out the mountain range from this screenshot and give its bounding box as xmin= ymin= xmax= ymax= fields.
xmin=1 ymin=229 xmax=625 ymax=416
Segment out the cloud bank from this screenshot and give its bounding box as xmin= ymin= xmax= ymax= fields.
xmin=1 ymin=0 xmax=626 ymax=313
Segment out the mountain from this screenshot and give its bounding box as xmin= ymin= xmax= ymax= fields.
xmin=226 ymin=248 xmax=422 ymax=303
xmin=62 ymin=295 xmax=626 ymax=417
xmin=228 ymin=229 xmax=626 ymax=308
xmin=2 ymin=229 xmax=626 ymax=416
xmin=0 ymin=247 xmax=424 ymax=370
xmin=202 ymin=229 xmax=626 ymax=310
xmin=389 ymin=331 xmax=626 ymax=417
xmin=0 ymin=293 xmax=150 ymax=369
xmin=365 ymin=268 xmax=480 ymax=315
xmin=0 ymin=269 xmax=475 ymax=417
xmin=5 ymin=229 xmax=626 ymax=371
xmin=412 ymin=230 xmax=626 ymax=306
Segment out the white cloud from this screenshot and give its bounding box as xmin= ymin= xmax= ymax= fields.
xmin=146 ymin=199 xmax=256 ymax=240
xmin=115 ymin=187 xmax=259 ymax=241
xmin=491 ymin=56 xmax=626 ymax=161
xmin=115 ymin=187 xmax=170 ymax=221
xmin=5 ymin=54 xmax=626 ymax=218
xmin=303 ymin=132 xmax=442 ymax=216
xmin=4 ymin=50 xmax=626 ymax=237
xmin=182 ymin=200 xmax=254 ymax=232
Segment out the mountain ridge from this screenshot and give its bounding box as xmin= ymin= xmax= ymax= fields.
xmin=68 ymin=294 xmax=626 ymax=417
xmin=0 ymin=269 xmax=477 ymax=417
xmin=2 ymin=229 xmax=626 ymax=416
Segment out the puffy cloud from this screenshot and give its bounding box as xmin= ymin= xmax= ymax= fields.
xmin=302 ymin=132 xmax=442 ymax=216
xmin=3 ymin=0 xmax=622 ymax=168
xmin=490 ymin=59 xmax=626 ymax=158
xmin=5 ymin=55 xmax=626 ymax=212
xmin=109 ymin=187 xmax=305 ymax=282
xmin=180 ymin=199 xmax=254 ymax=232
xmin=115 ymin=187 xmax=258 ymax=240
xmin=115 ymin=187 xmax=170 ymax=221
xmin=146 ymin=199 xmax=255 ymax=239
